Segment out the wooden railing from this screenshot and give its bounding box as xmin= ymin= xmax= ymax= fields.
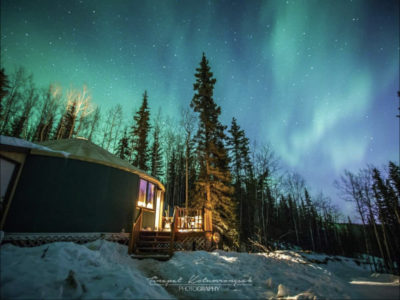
xmin=128 ymin=208 xmax=143 ymax=255
xmin=174 ymin=207 xmax=203 ymax=230
xmin=166 ymin=206 xmax=213 ymax=255
xmin=162 ymin=206 xmax=213 ymax=232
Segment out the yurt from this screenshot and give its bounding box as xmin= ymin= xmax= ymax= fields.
xmin=0 ymin=136 xmax=164 ymax=244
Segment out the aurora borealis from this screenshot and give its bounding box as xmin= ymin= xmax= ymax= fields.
xmin=1 ymin=0 xmax=399 ymax=215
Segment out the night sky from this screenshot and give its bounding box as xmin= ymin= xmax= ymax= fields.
xmin=1 ymin=0 xmax=399 ymax=216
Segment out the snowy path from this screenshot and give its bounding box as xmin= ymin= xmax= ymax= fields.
xmin=1 ymin=240 xmax=399 ymax=299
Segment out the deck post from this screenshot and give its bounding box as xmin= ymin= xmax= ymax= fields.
xmin=169 ymin=207 xmax=177 ymax=256
xmin=128 ymin=208 xmax=143 ymax=255
xmin=202 ymin=207 xmax=205 ymax=231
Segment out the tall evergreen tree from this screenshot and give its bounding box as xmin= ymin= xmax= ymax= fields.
xmin=228 ymin=117 xmax=252 ymax=243
xmin=388 ymin=161 xmax=400 ymax=198
xmin=190 ymin=53 xmax=237 ymax=246
xmin=0 ymin=68 xmax=10 ymax=118
xmin=303 ymin=188 xmax=317 ymax=251
xmin=116 ymin=127 xmax=131 ymax=160
xmin=150 ymin=122 xmax=163 ymax=178
xmin=130 ymin=91 xmax=151 ymax=171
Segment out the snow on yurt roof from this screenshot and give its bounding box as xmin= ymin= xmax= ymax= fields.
xmin=0 ymin=135 xmax=69 ymax=156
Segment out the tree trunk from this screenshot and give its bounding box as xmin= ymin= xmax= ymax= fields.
xmin=380 ymin=220 xmax=394 ymax=273
xmin=185 ymin=137 xmax=189 ymax=209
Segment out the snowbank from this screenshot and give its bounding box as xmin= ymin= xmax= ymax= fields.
xmin=0 ymin=135 xmax=70 ymax=157
xmin=1 ymin=241 xmax=172 ymax=299
xmin=1 ymin=240 xmax=399 ymax=299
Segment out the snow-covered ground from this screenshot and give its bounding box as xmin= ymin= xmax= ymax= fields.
xmin=1 ymin=240 xmax=399 ymax=299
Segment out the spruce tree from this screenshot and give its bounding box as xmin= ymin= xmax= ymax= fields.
xmin=116 ymin=127 xmax=131 ymax=160
xmin=0 ymin=68 xmax=10 ymax=118
xmin=228 ymin=117 xmax=250 ymax=182
xmin=228 ymin=117 xmax=252 ymax=243
xmin=150 ymin=123 xmax=163 ymax=179
xmin=304 ymin=188 xmax=316 ymax=251
xmin=388 ymin=161 xmax=400 ymax=198
xmin=10 ymin=115 xmax=28 ymax=138
xmin=190 ymin=53 xmax=237 ymax=246
xmin=130 ymin=91 xmax=151 ymax=171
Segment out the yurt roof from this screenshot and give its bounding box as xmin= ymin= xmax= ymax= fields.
xmin=0 ymin=136 xmax=164 ymax=191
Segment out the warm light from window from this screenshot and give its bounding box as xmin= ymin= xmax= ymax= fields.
xmin=137 ymin=179 xmax=155 ymax=209
xmin=155 ymin=191 xmax=161 ymax=230
xmin=138 ymin=179 xmax=147 ymax=207
xmin=147 ymin=183 xmax=155 ymax=208
xmin=137 ymin=200 xmax=146 ymax=207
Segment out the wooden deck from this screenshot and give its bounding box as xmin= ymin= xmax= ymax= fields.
xmin=129 ymin=206 xmax=213 ymax=259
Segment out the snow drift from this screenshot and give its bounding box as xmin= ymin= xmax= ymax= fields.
xmin=1 ymin=240 xmax=399 ymax=299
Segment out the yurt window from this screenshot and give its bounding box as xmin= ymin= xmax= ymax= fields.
xmin=137 ymin=179 xmax=155 ymax=210
xmin=146 ymin=183 xmax=155 ymax=209
xmin=137 ymin=179 xmax=147 ymax=207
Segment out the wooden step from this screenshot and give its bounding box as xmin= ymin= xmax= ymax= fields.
xmin=137 ymin=240 xmax=170 ymax=244
xmin=133 ymin=231 xmax=173 ymax=258
xmin=139 ymin=230 xmax=171 ymax=234
xmin=136 ymin=247 xmax=170 ymax=251
xmin=131 ymin=254 xmax=171 ymax=261
xmin=138 ymin=237 xmax=171 ymax=242
xmin=137 ymin=244 xmax=170 ymax=248
xmin=139 ymin=233 xmax=171 ymax=237
xmin=137 ymin=243 xmax=170 ymax=248
xmin=137 ymin=247 xmax=169 ymax=251
xmin=139 ymin=231 xmax=171 ymax=237
xmin=136 ymin=250 xmax=169 ymax=253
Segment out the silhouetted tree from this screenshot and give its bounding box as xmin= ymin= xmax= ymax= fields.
xmin=87 ymin=106 xmax=101 ymax=142
xmin=1 ymin=67 xmax=28 ymax=135
xmin=150 ymin=121 xmax=163 ymax=178
xmin=0 ymin=68 xmax=10 ymax=119
xmin=228 ymin=117 xmax=252 ymax=243
xmin=116 ymin=127 xmax=131 ymax=160
xmin=101 ymin=104 xmax=123 ymax=151
xmin=10 ymin=74 xmax=38 ymax=138
xmin=33 ymin=85 xmax=62 ymax=142
xmin=130 ymin=91 xmax=151 ymax=171
xmin=190 ymin=53 xmax=237 ymax=246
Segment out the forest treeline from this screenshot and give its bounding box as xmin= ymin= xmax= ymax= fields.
xmin=0 ymin=55 xmax=398 ymax=274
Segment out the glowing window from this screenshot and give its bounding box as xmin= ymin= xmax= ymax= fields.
xmin=137 ymin=179 xmax=147 ymax=207
xmin=146 ymin=183 xmax=155 ymax=208
xmin=137 ymin=179 xmax=155 ymax=209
